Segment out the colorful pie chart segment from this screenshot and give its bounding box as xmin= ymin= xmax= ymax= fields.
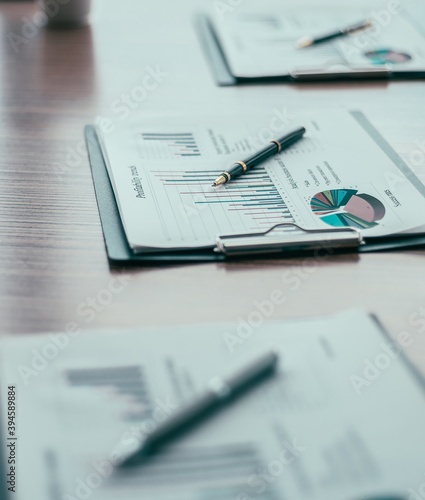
xmin=364 ymin=48 xmax=412 ymax=65
xmin=311 ymin=189 xmax=386 ymax=230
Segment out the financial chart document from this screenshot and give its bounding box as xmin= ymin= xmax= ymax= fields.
xmin=97 ymin=110 xmax=425 ymax=252
xmin=210 ymin=6 xmax=425 ymax=78
xmin=2 ymin=310 xmax=425 ymax=500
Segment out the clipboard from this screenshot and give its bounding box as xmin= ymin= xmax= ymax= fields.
xmin=85 ymin=125 xmax=425 ymax=265
xmin=195 ymin=13 xmax=425 ymax=86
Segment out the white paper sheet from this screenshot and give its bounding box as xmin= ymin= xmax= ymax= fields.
xmin=97 ymin=110 xmax=425 ymax=252
xmin=211 ymin=6 xmax=425 ymax=78
xmin=1 ymin=310 xmax=425 ymax=500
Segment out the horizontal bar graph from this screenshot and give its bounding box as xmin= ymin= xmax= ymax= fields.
xmin=108 ymin=443 xmax=276 ymax=500
xmin=152 ymin=167 xmax=295 ymax=232
xmin=65 ymin=365 xmax=152 ymax=422
xmin=139 ymin=132 xmax=201 ymax=159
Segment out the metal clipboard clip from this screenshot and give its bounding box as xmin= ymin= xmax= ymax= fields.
xmin=215 ymin=223 xmax=364 ymax=257
xmin=289 ymin=65 xmax=392 ymax=81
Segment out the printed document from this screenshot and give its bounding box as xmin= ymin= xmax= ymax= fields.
xmin=1 ymin=310 xmax=425 ymax=499
xmin=97 ymin=111 xmax=425 ymax=252
xmin=210 ymin=6 xmax=425 ymax=78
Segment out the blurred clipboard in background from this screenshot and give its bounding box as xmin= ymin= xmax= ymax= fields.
xmin=4 ymin=309 xmax=425 ymax=500
xmin=196 ymin=3 xmax=425 ymax=85
xmin=85 ymin=110 xmax=425 ymax=265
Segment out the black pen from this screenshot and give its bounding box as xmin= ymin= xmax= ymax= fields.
xmin=119 ymin=351 xmax=279 ymax=467
xmin=295 ymin=19 xmax=373 ymax=49
xmin=212 ymin=127 xmax=306 ymax=187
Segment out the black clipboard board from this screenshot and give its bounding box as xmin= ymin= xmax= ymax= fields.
xmin=85 ymin=125 xmax=425 ymax=265
xmin=195 ymin=13 xmax=425 ymax=86
xmin=85 ymin=126 xmax=224 ymax=264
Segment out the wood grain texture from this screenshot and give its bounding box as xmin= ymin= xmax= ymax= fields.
xmin=1 ymin=0 xmax=425 ymax=369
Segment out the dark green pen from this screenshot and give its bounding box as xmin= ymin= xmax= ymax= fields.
xmin=119 ymin=351 xmax=279 ymax=467
xmin=295 ymin=20 xmax=373 ymax=49
xmin=212 ymin=126 xmax=306 ymax=187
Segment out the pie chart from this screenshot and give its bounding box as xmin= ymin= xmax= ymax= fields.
xmin=364 ymin=48 xmax=412 ymax=64
xmin=310 ymin=189 xmax=386 ymax=229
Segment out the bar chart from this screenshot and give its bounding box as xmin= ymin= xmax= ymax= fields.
xmin=65 ymin=365 xmax=153 ymax=422
xmin=139 ymin=132 xmax=201 ymax=159
xmin=108 ymin=443 xmax=277 ymax=500
xmin=149 ymin=166 xmax=295 ymax=240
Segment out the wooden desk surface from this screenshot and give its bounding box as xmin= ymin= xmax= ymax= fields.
xmin=1 ymin=0 xmax=425 ymax=367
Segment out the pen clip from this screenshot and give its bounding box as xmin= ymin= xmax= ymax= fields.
xmin=215 ymin=223 xmax=363 ymax=257
xmin=290 ymin=66 xmax=392 ymax=81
